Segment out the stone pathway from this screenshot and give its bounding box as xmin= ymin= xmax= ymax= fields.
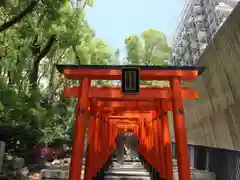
xmin=105 ymin=157 xmax=151 ymax=180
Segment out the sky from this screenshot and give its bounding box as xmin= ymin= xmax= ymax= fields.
xmin=86 ymin=0 xmax=185 ymax=53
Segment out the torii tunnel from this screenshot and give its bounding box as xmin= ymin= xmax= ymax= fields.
xmin=56 ymin=65 xmax=204 ymax=180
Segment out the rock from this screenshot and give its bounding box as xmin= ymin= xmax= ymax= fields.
xmin=40 ymin=169 xmax=68 ymax=180
xmin=51 ymin=159 xmax=61 ymax=166
xmin=28 ymin=163 xmax=44 ymax=171
xmin=63 ymin=158 xmax=70 ymax=165
xmin=4 ymin=155 xmax=13 ymax=161
xmin=2 ymin=167 xmax=28 ymax=180
xmin=11 ymin=157 xmax=24 ymax=170
xmin=19 ymin=167 xmax=29 ymax=177
xmin=5 ymin=170 xmax=17 ymax=177
xmin=0 ymin=141 xmax=6 ymax=172
xmin=1 ymin=153 xmax=28 ymax=180
xmin=0 ymin=175 xmax=10 ymax=180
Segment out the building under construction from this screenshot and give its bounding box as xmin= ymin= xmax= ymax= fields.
xmin=170 ymin=0 xmax=239 ymax=65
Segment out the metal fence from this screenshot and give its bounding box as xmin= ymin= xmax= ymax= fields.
xmin=172 ymin=142 xmax=240 ymax=180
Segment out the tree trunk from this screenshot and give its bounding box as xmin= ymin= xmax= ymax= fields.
xmin=29 ymin=35 xmax=56 ymax=89
xmin=0 ymin=0 xmax=38 ymax=33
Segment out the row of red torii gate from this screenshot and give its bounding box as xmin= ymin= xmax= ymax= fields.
xmin=56 ymin=64 xmax=205 ymax=180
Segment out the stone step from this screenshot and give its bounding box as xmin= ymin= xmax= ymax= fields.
xmin=105 ymin=166 xmax=150 ymax=176
xmin=40 ymin=168 xmax=85 ymax=180
xmin=107 ymin=168 xmax=149 ymax=173
xmin=105 ymin=175 xmax=151 ymax=180
xmin=40 ymin=169 xmax=69 ymax=180
xmin=112 ymin=159 xmax=141 ymax=162
xmin=106 ymin=158 xmax=151 ymax=179
xmin=111 ymin=165 xmax=143 ymax=169
xmin=112 ymin=162 xmax=142 ymax=167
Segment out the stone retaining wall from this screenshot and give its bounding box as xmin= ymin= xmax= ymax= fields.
xmin=181 ymin=3 xmax=240 ymax=150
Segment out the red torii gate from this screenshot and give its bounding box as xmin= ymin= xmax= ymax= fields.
xmin=64 ymin=87 xmax=196 ymax=180
xmin=56 ymin=64 xmax=204 ymax=180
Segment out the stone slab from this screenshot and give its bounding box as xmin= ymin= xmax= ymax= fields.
xmin=0 ymin=141 xmax=5 ymax=173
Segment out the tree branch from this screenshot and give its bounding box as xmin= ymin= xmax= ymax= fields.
xmin=37 ymin=71 xmax=47 ymax=86
xmin=72 ymin=44 xmax=81 ymax=64
xmin=0 ymin=0 xmax=38 ymax=33
xmin=50 ymin=79 xmax=64 ymax=101
xmin=29 ymin=35 xmax=56 ymax=88
xmin=35 ymin=35 xmax=56 ymax=63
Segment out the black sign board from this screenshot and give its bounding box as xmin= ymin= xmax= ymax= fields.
xmin=121 ymin=67 xmax=140 ymax=94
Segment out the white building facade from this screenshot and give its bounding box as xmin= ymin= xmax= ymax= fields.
xmin=170 ymin=0 xmax=239 ymax=65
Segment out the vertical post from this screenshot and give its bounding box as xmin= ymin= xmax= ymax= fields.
xmin=109 ymin=121 xmax=114 ymax=150
xmin=84 ymin=108 xmax=97 ymax=180
xmin=144 ymin=118 xmax=150 ymax=164
xmin=69 ymin=78 xmax=91 ymax=180
xmin=93 ymin=114 xmax=100 ymax=176
xmin=142 ymin=119 xmax=148 ymax=161
xmin=156 ymin=110 xmax=166 ymax=178
xmin=137 ymin=120 xmax=143 ymax=154
xmin=152 ymin=119 xmax=160 ymax=179
xmin=152 ymin=116 xmax=160 ymax=171
xmin=103 ymin=121 xmax=109 ymax=162
xmin=170 ymin=77 xmax=191 ymax=180
xmin=149 ymin=116 xmax=157 ymax=169
xmin=161 ymin=101 xmax=173 ymax=180
xmin=99 ymin=116 xmax=105 ymax=169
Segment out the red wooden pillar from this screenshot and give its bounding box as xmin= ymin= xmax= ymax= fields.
xmin=152 ymin=119 xmax=160 ymax=170
xmin=91 ymin=113 xmax=99 ymax=178
xmin=170 ymin=77 xmax=191 ymax=180
xmin=98 ymin=116 xmax=104 ymax=169
xmin=152 ymin=111 xmax=160 ymax=172
xmin=84 ymin=112 xmax=97 ymax=180
xmin=143 ymin=119 xmax=149 ymax=163
xmin=108 ymin=122 xmax=113 ymax=156
xmin=104 ymin=121 xmax=109 ymax=162
xmin=137 ymin=120 xmax=143 ymax=154
xmin=149 ymin=118 xmax=156 ymax=168
xmin=100 ymin=116 xmax=107 ymax=168
xmin=109 ymin=121 xmax=114 ymax=150
xmin=156 ymin=110 xmax=166 ymax=178
xmin=142 ymin=119 xmax=148 ymax=161
xmin=69 ymin=78 xmax=91 ymax=180
xmin=109 ymin=122 xmax=115 ymax=156
xmin=93 ymin=115 xmax=101 ymax=176
xmin=161 ymin=101 xmax=173 ymax=180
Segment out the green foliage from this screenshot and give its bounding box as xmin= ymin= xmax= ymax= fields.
xmin=0 ymin=0 xmax=117 ymax=157
xmin=0 ymin=1 xmax=171 ymax=160
xmin=124 ymin=28 xmax=172 ymax=85
xmin=124 ymin=29 xmax=172 ymax=66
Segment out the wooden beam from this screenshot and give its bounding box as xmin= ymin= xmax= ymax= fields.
xmin=97 ymin=101 xmax=168 ymax=110
xmin=114 ymin=123 xmax=139 ymax=127
xmin=99 ymin=107 xmax=155 ymax=113
xmin=109 ymin=119 xmax=139 ymax=123
xmin=107 ymin=116 xmax=140 ymax=120
xmin=64 ymin=86 xmax=198 ymax=100
xmin=63 ymin=69 xmax=199 ymax=81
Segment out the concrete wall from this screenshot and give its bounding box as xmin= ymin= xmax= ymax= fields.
xmin=182 ymin=3 xmax=240 ymax=150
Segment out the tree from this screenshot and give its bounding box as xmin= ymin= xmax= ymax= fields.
xmin=124 ymin=28 xmax=172 ymax=85
xmin=0 ymin=0 xmax=118 ymax=158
